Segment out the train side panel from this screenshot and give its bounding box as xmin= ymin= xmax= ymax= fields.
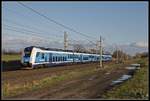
xmin=22 ymin=46 xmax=112 ymax=68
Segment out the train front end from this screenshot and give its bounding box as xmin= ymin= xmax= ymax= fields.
xmin=21 ymin=46 xmax=33 ymax=67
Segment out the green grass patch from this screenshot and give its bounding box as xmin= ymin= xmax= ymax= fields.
xmin=2 ymin=66 xmax=96 ymax=98
xmin=2 ymin=54 xmax=21 ymax=61
xmin=102 ymin=58 xmax=149 ymax=100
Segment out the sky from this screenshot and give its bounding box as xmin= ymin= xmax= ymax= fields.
xmin=2 ymin=1 xmax=148 ymax=55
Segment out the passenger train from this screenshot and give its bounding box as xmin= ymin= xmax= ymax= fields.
xmin=21 ymin=46 xmax=112 ymax=68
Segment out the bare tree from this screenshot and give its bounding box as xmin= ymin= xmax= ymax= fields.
xmin=112 ymin=50 xmax=130 ymax=62
xmin=73 ymin=44 xmax=86 ymax=53
xmin=135 ymin=52 xmax=148 ymax=58
xmin=89 ymin=48 xmax=97 ymax=54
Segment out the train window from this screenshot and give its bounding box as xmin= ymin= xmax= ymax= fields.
xmin=83 ymin=56 xmax=88 ymax=60
xmin=58 ymin=56 xmax=60 ymax=61
xmin=58 ymin=56 xmax=59 ymax=61
xmin=24 ymin=47 xmax=32 ymax=57
xmin=56 ymin=56 xmax=57 ymax=61
xmin=58 ymin=57 xmax=60 ymax=61
xmin=75 ymin=55 xmax=78 ymax=58
xmin=60 ymin=57 xmax=62 ymax=61
xmin=53 ymin=56 xmax=55 ymax=62
xmin=71 ymin=54 xmax=73 ymax=58
xmin=41 ymin=53 xmax=44 ymax=59
xmin=59 ymin=56 xmax=61 ymax=61
xmin=36 ymin=52 xmax=40 ymax=57
xmin=49 ymin=53 xmax=52 ymax=62
xmin=65 ymin=57 xmax=67 ymax=61
xmin=56 ymin=56 xmax=58 ymax=61
xmin=60 ymin=57 xmax=61 ymax=61
xmin=60 ymin=56 xmax=62 ymax=61
xmin=64 ymin=57 xmax=65 ymax=61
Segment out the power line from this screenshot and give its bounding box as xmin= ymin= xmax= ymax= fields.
xmin=3 ymin=24 xmax=63 ymax=41
xmin=17 ymin=2 xmax=97 ymax=45
xmin=3 ymin=24 xmax=90 ymax=52
xmin=2 ymin=7 xmax=65 ymax=37
xmin=3 ymin=26 xmax=64 ymax=44
xmin=3 ymin=19 xmax=64 ymax=37
xmin=3 ymin=3 xmax=97 ymax=46
xmin=3 ymin=22 xmax=86 ymax=48
xmin=3 ymin=19 xmax=89 ymax=47
xmin=3 ymin=29 xmax=90 ymax=52
xmin=3 ymin=27 xmax=65 ymax=49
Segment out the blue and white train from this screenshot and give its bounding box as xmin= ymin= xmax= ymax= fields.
xmin=21 ymin=46 xmax=112 ymax=68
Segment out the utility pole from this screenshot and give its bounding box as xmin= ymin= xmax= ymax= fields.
xmin=99 ymin=36 xmax=103 ymax=68
xmin=116 ymin=45 xmax=119 ymax=64
xmin=96 ymin=41 xmax=99 ymax=54
xmin=120 ymin=48 xmax=123 ymax=63
xmin=64 ymin=31 xmax=68 ymax=50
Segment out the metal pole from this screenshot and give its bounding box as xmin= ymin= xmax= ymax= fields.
xmin=64 ymin=31 xmax=67 ymax=50
xmin=100 ymin=36 xmax=103 ymax=68
xmin=116 ymin=45 xmax=119 ymax=63
xmin=96 ymin=41 xmax=99 ymax=54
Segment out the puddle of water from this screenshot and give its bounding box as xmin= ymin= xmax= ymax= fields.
xmin=105 ymin=72 xmax=110 ymax=75
xmin=112 ymin=80 xmax=123 ymax=84
xmin=117 ymin=75 xmax=132 ymax=81
xmin=125 ymin=63 xmax=141 ymax=70
xmin=110 ymin=74 xmax=132 ymax=85
xmin=130 ymin=64 xmax=141 ymax=67
xmin=125 ymin=67 xmax=136 ymax=70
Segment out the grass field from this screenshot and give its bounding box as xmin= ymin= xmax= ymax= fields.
xmin=102 ymin=57 xmax=149 ymax=100
xmin=2 ymin=54 xmax=148 ymax=99
xmin=2 ymin=54 xmax=21 ymax=61
xmin=2 ymin=67 xmax=97 ymax=98
xmin=2 ymin=58 xmax=140 ymax=99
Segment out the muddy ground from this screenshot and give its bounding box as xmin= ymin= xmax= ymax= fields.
xmin=2 ymin=61 xmax=136 ymax=100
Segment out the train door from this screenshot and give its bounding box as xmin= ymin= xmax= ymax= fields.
xmin=49 ymin=53 xmax=52 ymax=62
xmin=80 ymin=54 xmax=82 ymax=62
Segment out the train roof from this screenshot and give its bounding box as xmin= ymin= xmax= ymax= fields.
xmin=25 ymin=46 xmax=112 ymax=56
xmin=26 ymin=46 xmax=81 ymax=52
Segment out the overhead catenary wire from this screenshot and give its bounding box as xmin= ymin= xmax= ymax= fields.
xmin=3 ymin=24 xmax=63 ymax=41
xmin=3 ymin=25 xmax=86 ymax=48
xmin=2 ymin=7 xmax=65 ymax=37
xmin=3 ymin=27 xmax=65 ymax=49
xmin=17 ymin=2 xmax=97 ymax=45
xmin=3 ymin=19 xmax=64 ymax=38
xmin=3 ymin=3 xmax=99 ymax=51
xmin=3 ymin=21 xmax=85 ymax=47
xmin=3 ymin=3 xmax=98 ymax=46
xmin=3 ymin=27 xmax=64 ymax=44
xmin=3 ymin=18 xmax=91 ymax=48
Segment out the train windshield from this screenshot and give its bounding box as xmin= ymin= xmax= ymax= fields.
xmin=24 ymin=47 xmax=33 ymax=57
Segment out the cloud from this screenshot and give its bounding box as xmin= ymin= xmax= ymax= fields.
xmin=130 ymin=41 xmax=148 ymax=48
xmin=2 ymin=35 xmax=64 ymax=52
xmin=2 ymin=34 xmax=148 ymax=56
xmin=103 ymin=42 xmax=148 ymax=56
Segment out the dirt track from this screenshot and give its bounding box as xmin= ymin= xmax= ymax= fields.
xmin=2 ymin=61 xmax=135 ymax=99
